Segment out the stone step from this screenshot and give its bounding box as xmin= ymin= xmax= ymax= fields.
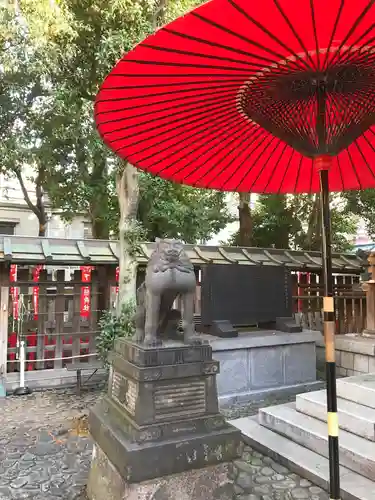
xmin=296 ymin=390 xmax=375 ymax=441
xmin=258 ymin=402 xmax=375 ymax=481
xmin=337 ymin=374 xmax=375 ymax=409
xmin=231 ymin=416 xmax=375 ymax=500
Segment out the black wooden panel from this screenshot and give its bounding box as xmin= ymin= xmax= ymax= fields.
xmin=201 ymin=264 xmax=292 ymax=327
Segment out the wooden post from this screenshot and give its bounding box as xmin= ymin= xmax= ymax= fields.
xmin=89 ymin=270 xmax=99 ymax=359
xmin=36 ymin=270 xmax=48 ymax=370
xmin=363 ymin=252 xmax=375 ymax=336
xmin=0 ymin=262 xmax=9 ymax=381
xmin=54 ymin=270 xmax=66 ymax=369
xmin=97 ymin=265 xmax=117 ymax=319
xmin=72 ymin=270 xmax=82 ymax=364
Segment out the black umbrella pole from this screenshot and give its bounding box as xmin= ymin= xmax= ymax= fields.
xmin=319 ymin=165 xmax=340 ymax=500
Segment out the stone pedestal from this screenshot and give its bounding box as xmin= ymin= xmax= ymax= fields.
xmin=88 ymin=444 xmax=236 ymax=500
xmin=87 ymin=339 xmax=241 ymax=499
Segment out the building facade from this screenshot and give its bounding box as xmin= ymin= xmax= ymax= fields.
xmin=0 ymin=174 xmax=91 ymax=239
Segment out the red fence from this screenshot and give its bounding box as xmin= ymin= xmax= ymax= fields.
xmin=6 ymin=264 xmax=118 ymax=373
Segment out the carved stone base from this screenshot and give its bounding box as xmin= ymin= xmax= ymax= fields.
xmin=87 ymin=444 xmax=235 ymax=500
xmin=89 ymin=399 xmax=239 ymax=483
xmin=88 ymin=339 xmax=241 ymax=485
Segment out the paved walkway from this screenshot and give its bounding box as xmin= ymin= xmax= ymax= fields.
xmin=0 ymin=387 xmax=329 ymax=499
xmin=232 ymin=447 xmax=328 ymax=500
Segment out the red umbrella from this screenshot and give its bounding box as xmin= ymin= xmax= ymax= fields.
xmin=95 ymin=1 xmax=375 ymax=498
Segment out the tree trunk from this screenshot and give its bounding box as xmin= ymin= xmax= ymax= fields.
xmin=116 ymin=162 xmax=139 ymax=314
xmin=238 ymin=192 xmax=252 ymax=247
xmin=305 ymin=195 xmax=320 ymax=250
xmin=15 ymin=168 xmax=47 ymax=237
xmin=91 ymin=219 xmax=109 ymax=240
xmin=35 ymin=173 xmax=47 ymax=237
xmin=89 ymin=149 xmax=109 ymax=239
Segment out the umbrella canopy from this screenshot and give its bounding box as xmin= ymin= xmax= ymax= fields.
xmin=95 ymin=2 xmax=375 ymax=499
xmin=95 ymin=0 xmax=375 ymax=194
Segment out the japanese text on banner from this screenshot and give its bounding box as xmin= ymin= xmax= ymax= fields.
xmin=33 ymin=265 xmax=43 ymax=320
xmin=10 ymin=264 xmax=18 ymax=320
xmin=80 ymin=266 xmax=93 ymax=317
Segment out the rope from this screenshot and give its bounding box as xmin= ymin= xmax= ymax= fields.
xmin=6 ymin=352 xmax=100 ymax=364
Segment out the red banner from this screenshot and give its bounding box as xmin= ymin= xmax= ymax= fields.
xmin=10 ymin=264 xmax=18 ymax=320
xmin=80 ymin=266 xmax=93 ymax=317
xmin=32 ymin=264 xmax=43 ymax=320
xmin=115 ymin=266 xmax=119 ymax=295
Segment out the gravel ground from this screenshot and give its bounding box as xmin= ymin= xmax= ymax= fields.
xmin=0 ymin=386 xmax=328 ymax=499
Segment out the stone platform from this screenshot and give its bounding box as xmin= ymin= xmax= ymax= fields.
xmin=231 ymin=373 xmax=375 ymax=500
xmin=208 ymin=330 xmax=322 ymax=406
xmin=88 ymin=339 xmax=240 ymax=499
xmin=316 ymin=334 xmax=375 ymax=377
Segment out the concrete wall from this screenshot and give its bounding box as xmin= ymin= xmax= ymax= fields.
xmin=209 ymin=330 xmax=323 ymax=407
xmin=316 ymin=334 xmax=375 ymax=377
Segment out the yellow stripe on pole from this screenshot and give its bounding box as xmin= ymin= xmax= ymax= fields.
xmin=327 ymin=412 xmax=339 ymax=437
xmin=323 ymin=296 xmax=334 ymax=312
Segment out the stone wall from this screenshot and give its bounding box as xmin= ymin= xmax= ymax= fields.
xmin=316 ymin=335 xmax=375 ymax=377
xmin=208 ymin=331 xmax=322 ymax=407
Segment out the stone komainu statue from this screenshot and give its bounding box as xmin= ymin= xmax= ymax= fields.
xmin=133 ymin=238 xmax=199 ymax=346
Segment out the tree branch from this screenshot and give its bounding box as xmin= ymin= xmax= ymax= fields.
xmin=15 ymin=170 xmax=42 ymax=219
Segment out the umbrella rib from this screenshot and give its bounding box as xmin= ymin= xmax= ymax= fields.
xmin=335 ymin=25 xmax=375 ymax=66
xmin=247 ymin=141 xmax=288 ymax=192
xmin=309 ymin=0 xmax=320 ymax=70
xmin=96 ymin=89 xmax=238 ymax=125
xmin=108 ymin=102 xmax=240 ymax=149
xmin=359 ymin=131 xmax=375 ymax=177
xmin=336 ymin=85 xmax=375 ymax=145
xmin=353 ymin=139 xmax=375 ymax=182
xmin=140 ymin=42 xmax=292 ymax=72
xmin=110 ymin=71 xmax=251 ymax=78
xmin=242 ymin=89 xmax=318 ymax=155
xmin=199 ymin=127 xmax=270 ymax=188
xmin=161 ymin=119 xmax=250 ymax=180
xmin=272 ymin=0 xmax=317 ymax=71
xmin=232 ymin=137 xmax=280 ymax=191
xmin=309 ymin=157 xmax=314 ymax=193
xmin=95 ymin=81 xmax=245 ymax=107
xmin=200 ymin=132 xmax=274 ymax=190
xmin=330 ymin=86 xmax=373 ymax=145
xmin=162 ymin=27 xmax=301 ymax=71
xmin=122 ymin=58 xmax=264 ymax=73
xmin=293 ymin=154 xmax=305 ymax=192
xmin=233 ymin=139 xmax=282 ymax=192
xmin=322 ymin=0 xmax=345 ymax=70
xmin=277 ymin=149 xmax=296 ymax=194
xmin=335 ymin=38 xmax=375 ymax=71
xmin=115 ymin=105 xmax=238 ymax=152
xmin=215 ymin=132 xmax=273 ymax=190
xmin=336 ymin=155 xmax=345 ymax=191
xmin=115 ymin=107 xmax=242 ymax=157
xmin=132 ymin=111 xmax=246 ymax=167
xmin=262 ymin=143 xmax=289 ymax=192
xmin=346 ymin=149 xmax=363 ymax=190
xmin=131 ymin=110 xmax=245 ymax=162
xmin=96 ymin=83 xmax=241 ymax=110
xmin=101 ymin=95 xmax=237 ymax=137
xmin=98 ymin=78 xmax=245 ymax=91
xmin=191 ymin=11 xmax=308 ymax=73
xmin=329 ymin=0 xmax=375 ymax=68
xmin=226 ymin=0 xmax=311 ymax=71
xmin=185 ymin=124 xmax=259 ymax=184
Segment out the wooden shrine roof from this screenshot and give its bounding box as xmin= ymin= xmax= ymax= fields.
xmin=0 ymin=235 xmax=365 ymax=272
